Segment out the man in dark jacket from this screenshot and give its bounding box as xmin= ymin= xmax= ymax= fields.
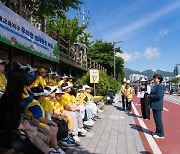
xmin=148 ymin=74 xmax=164 ymax=139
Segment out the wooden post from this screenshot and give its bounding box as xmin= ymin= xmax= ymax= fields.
xmin=17 ymin=0 xmax=22 ymax=16
xmin=80 ymin=53 xmax=83 ymax=66
xmin=57 ymin=30 xmax=60 ymax=59
xmin=41 ymin=17 xmax=46 ymax=33
xmin=8 ymin=47 xmax=13 ymax=69
xmin=86 ymin=58 xmax=88 ymax=69
xmin=89 ymin=58 xmax=92 ymax=69
xmin=93 ymin=61 xmax=95 ymax=69
xmin=68 ymin=40 xmax=70 ymax=59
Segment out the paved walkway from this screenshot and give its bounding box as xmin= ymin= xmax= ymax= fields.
xmin=66 ymin=103 xmax=145 ymax=154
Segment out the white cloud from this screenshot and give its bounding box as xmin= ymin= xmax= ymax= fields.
xmin=116 ymin=47 xmax=159 ymax=62
xmin=159 ymin=29 xmax=168 ymax=37
xmin=105 ymin=1 xmax=180 ymax=41
xmin=154 ymin=29 xmax=168 ymax=41
xmin=144 ymin=47 xmax=159 ymax=60
xmin=116 ymin=52 xmax=141 ymax=62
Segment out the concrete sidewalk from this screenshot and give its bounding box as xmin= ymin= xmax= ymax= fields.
xmin=66 ymin=103 xmax=145 ymax=154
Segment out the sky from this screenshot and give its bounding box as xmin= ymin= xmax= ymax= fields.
xmin=68 ymin=0 xmax=180 ymax=72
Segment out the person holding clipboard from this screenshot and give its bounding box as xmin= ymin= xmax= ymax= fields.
xmin=139 ymin=78 xmax=151 ymax=120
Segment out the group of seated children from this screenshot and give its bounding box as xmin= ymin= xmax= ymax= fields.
xmin=0 ymin=59 xmax=103 ymax=154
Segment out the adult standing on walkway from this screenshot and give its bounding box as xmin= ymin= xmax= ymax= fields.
xmin=148 ymin=74 xmax=164 ymax=139
xmin=140 ymin=78 xmax=151 ymax=120
xmin=121 ymin=78 xmax=126 ymax=111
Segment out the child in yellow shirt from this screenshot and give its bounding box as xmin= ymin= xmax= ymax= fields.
xmin=125 ymin=80 xmax=133 ymax=112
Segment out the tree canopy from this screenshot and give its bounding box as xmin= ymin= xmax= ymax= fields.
xmin=47 ymin=13 xmax=91 ymax=45
xmin=87 ymin=40 xmax=125 ymax=81
xmin=23 ymin=0 xmax=83 ymax=19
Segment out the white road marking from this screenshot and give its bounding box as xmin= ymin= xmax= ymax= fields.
xmin=132 ymin=102 xmax=162 ymax=154
xmin=163 ymin=107 xmax=169 ymax=111
xmin=164 ymin=99 xmax=180 ymax=105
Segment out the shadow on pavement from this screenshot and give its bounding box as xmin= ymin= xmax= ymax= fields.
xmin=140 ymin=151 xmax=153 ymax=154
xmin=113 ymin=105 xmax=124 ymax=111
xmin=129 ymin=124 xmax=154 ymax=135
xmin=128 ymin=112 xmax=143 ymax=119
xmin=65 ymin=146 xmax=92 ymax=154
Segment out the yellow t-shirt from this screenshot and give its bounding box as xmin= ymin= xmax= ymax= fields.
xmin=41 ymin=97 xmax=54 ymax=115
xmin=47 ymin=79 xmax=58 ymax=86
xmin=125 ymin=87 xmax=133 ymax=99
xmin=76 ymin=92 xmax=84 ymax=105
xmin=58 ymin=80 xmax=65 ymax=87
xmin=61 ymin=92 xmax=74 ymax=108
xmin=25 ymin=99 xmax=49 ymax=129
xmin=0 ymin=72 xmax=7 ymax=91
xmin=84 ymin=91 xmax=93 ymax=101
xmin=67 ymin=81 xmax=73 ymax=86
xmin=52 ymin=98 xmax=64 ymax=113
xmin=121 ymin=84 xmax=126 ymax=95
xmin=30 ymin=76 xmax=47 ymax=88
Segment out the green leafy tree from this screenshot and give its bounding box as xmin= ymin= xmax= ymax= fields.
xmin=87 ymin=40 xmax=125 ymax=81
xmin=23 ymin=0 xmax=82 ymax=19
xmin=47 ymin=14 xmax=91 ymax=45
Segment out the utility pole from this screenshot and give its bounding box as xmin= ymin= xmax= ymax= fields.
xmin=113 ymin=41 xmax=123 ymax=80
xmin=82 ymin=7 xmax=85 ymax=25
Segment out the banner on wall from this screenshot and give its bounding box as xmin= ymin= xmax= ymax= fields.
xmin=0 ymin=2 xmax=59 ymax=62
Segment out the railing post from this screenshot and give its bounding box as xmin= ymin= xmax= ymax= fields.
xmin=41 ymin=17 xmax=46 ymax=33
xmin=57 ymin=30 xmax=60 ymax=59
xmin=90 ymin=58 xmax=92 ymax=69
xmin=80 ymin=53 xmax=83 ymax=66
xmin=17 ymin=0 xmax=22 ymax=16
xmin=8 ymin=47 xmax=13 ymax=70
xmin=86 ymin=58 xmax=88 ymax=69
xmin=68 ymin=40 xmax=70 ymax=59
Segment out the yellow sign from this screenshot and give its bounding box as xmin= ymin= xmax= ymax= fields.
xmin=90 ymin=69 xmax=99 ymax=83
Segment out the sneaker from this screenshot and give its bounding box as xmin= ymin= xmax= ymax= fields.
xmin=78 ymin=128 xmax=87 ymax=136
xmin=98 ymin=109 xmax=103 ymax=113
xmin=78 ymin=128 xmax=88 ymax=134
xmin=56 ymin=147 xmax=65 ymax=154
xmin=50 ymin=147 xmax=65 ymax=154
xmin=73 ymin=135 xmax=80 ymax=143
xmin=62 ymin=138 xmax=75 ymax=146
xmin=83 ymin=121 xmax=94 ymax=126
xmin=84 ymin=120 xmax=94 ymax=125
xmin=153 ymin=135 xmax=164 ymax=139
xmin=58 ymin=140 xmax=68 ymax=149
xmin=94 ymin=115 xmax=101 ymax=119
xmin=89 ymin=119 xmax=95 ymax=124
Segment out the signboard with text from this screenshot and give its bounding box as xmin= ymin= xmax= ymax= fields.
xmin=0 ymin=2 xmax=59 ymax=62
xmin=90 ymin=69 xmax=99 ymax=83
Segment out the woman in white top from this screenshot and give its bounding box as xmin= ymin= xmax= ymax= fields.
xmin=140 ymin=78 xmax=151 ymax=120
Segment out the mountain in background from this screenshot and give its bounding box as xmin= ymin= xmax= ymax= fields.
xmin=124 ymin=68 xmax=174 ymax=79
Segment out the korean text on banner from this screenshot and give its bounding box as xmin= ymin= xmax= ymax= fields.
xmin=0 ymin=2 xmax=59 ymax=62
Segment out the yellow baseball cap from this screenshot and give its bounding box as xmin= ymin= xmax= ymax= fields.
xmin=39 ymin=68 xmax=47 ymax=73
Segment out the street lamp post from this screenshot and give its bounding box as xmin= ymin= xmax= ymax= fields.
xmin=113 ymin=41 xmax=123 ymax=80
